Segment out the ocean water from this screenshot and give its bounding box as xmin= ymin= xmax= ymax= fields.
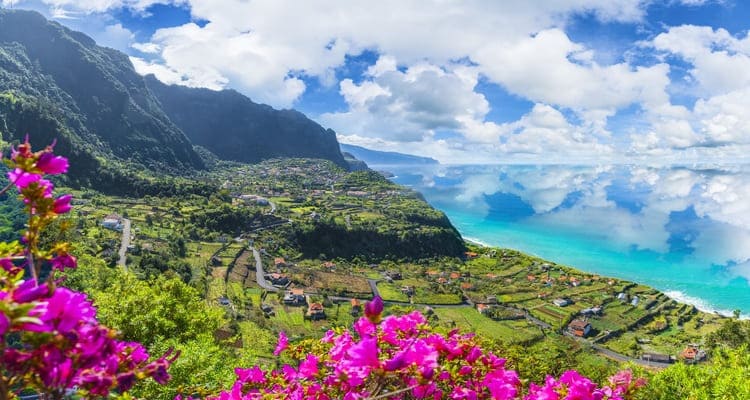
xmin=383 ymin=163 xmax=750 ymax=316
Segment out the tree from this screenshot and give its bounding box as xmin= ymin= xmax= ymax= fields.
xmin=92 ymin=274 xmax=225 ymax=347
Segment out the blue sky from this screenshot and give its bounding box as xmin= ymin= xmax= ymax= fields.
xmin=4 ymin=0 xmax=750 ymax=163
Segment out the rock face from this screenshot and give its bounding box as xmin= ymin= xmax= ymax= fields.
xmin=145 ymin=76 xmax=348 ymax=169
xmin=0 ymin=9 xmax=204 ymax=176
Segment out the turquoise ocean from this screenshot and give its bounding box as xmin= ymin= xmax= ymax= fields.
xmin=384 ymin=164 xmax=750 ymax=316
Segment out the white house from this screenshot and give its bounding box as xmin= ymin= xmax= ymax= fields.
xmin=102 ymin=214 xmax=123 ymax=231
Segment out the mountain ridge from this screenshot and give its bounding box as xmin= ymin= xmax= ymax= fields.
xmin=145 ymin=76 xmax=348 ymax=168
xmin=340 ymin=143 xmax=439 ymax=166
xmin=0 ymin=9 xmax=349 ymax=190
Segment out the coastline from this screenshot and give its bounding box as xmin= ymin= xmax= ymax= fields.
xmin=461 ymin=236 xmax=735 ymax=319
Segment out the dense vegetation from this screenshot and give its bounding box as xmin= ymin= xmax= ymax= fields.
xmin=146 ymin=75 xmax=348 ymax=168
xmin=0 ymin=10 xmax=203 ymax=172
xmin=0 ymin=9 xmax=351 ymax=198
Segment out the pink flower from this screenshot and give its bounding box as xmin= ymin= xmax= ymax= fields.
xmin=0 ymin=258 xmax=19 ymax=273
xmin=8 ymin=168 xmax=40 ymax=190
xmin=346 ymin=336 xmax=379 ymax=369
xmin=0 ymin=313 xmax=9 ymax=336
xmin=274 ymin=331 xmax=288 ymax=356
xmin=36 ymin=152 xmax=69 ymax=174
xmin=364 ymin=296 xmax=383 ymax=323
xmin=53 ymin=194 xmax=73 ymax=214
xmin=50 ymin=253 xmax=77 ymax=271
xmin=12 ymin=280 xmax=51 ymax=303
xmin=39 ymin=287 xmax=96 ymax=332
xmin=299 ymin=354 xmax=319 ymax=379
xmin=236 ymin=366 xmax=266 ymax=384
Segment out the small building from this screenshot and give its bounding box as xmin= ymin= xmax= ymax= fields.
xmin=568 ymin=319 xmax=592 ymax=337
xmin=580 ymin=306 xmax=603 ymax=316
xmin=323 ymin=261 xmax=336 ymax=270
xmin=436 ymin=277 xmax=448 ymax=285
xmin=486 ymin=295 xmax=498 ymax=304
xmin=460 ymin=282 xmax=475 ymax=290
xmin=266 ymin=273 xmax=290 ymax=287
xmin=631 ymin=296 xmax=640 ymax=307
xmin=274 ymin=257 xmax=286 ymax=268
xmin=386 ymin=271 xmax=403 ymax=280
xmin=553 ymin=298 xmax=572 ymax=307
xmin=642 ymin=353 xmax=674 ymax=364
xmin=238 ymin=194 xmax=269 ymax=206
xmin=477 ymin=304 xmax=491 ymax=314
xmin=283 ymin=289 xmax=306 ymax=306
xmin=102 ymin=214 xmax=123 ymax=231
xmin=617 ymin=292 xmax=627 ymax=301
xmin=464 ymin=251 xmax=479 ymax=259
xmin=350 ymin=299 xmax=362 ymax=316
xmin=681 ymin=345 xmax=707 ymax=363
xmin=307 ymin=303 xmax=326 ymax=320
xmin=400 ymin=286 xmax=415 ymax=296
xmin=449 ymin=272 xmax=461 ymax=280
xmin=261 ymin=304 xmax=275 ymax=316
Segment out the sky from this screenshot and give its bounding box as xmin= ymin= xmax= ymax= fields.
xmin=3 ymin=0 xmax=750 ymax=164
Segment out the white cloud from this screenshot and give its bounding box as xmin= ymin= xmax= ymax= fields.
xmin=322 ymin=59 xmax=493 ymax=143
xmin=9 ymin=0 xmax=179 ymax=13
xmin=97 ymin=23 xmax=135 ymax=49
xmin=127 ymin=1 xmax=658 ymax=113
xmin=476 ymin=29 xmax=671 ymax=115
xmin=498 ymin=104 xmax=614 ymax=157
xmin=16 ymin=0 xmax=750 ymax=162
xmin=652 ymin=25 xmax=750 ymax=96
xmin=694 ymin=87 xmax=750 ymax=145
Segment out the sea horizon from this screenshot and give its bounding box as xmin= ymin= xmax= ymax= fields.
xmin=383 ymin=163 xmax=750 ymax=318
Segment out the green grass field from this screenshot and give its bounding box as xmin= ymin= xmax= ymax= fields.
xmin=433 ymin=307 xmax=544 ymax=343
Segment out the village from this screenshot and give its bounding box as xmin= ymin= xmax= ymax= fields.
xmin=66 ymin=158 xmax=724 ymax=369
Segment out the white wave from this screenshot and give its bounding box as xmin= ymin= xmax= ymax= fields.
xmin=464 ymin=236 xmax=491 ymax=247
xmin=663 ymin=290 xmax=743 ymax=318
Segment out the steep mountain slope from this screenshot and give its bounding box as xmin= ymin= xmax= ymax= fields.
xmin=0 ymin=9 xmax=204 ymax=178
xmin=340 ymin=143 xmax=438 ymax=165
xmin=145 ymin=76 xmax=348 ymax=168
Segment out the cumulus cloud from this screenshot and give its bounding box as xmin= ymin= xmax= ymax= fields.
xmin=498 ymin=104 xmax=614 ymax=158
xmin=322 ymin=58 xmax=493 ymax=144
xmin=126 ymin=1 xmax=661 ymax=116
xmin=8 ymin=0 xmax=179 ymax=13
xmin=12 ymin=0 xmax=750 ymax=162
xmin=629 ymin=25 xmax=750 ymax=157
xmin=652 ymin=25 xmax=750 ymax=96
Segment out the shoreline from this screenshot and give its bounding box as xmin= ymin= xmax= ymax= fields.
xmin=461 ymin=236 xmax=737 ymax=319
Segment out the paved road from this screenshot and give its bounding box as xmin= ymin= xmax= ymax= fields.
xmin=268 ymin=200 xmax=276 ymax=214
xmin=367 ymin=279 xmax=381 ymax=298
xmin=253 ymin=247 xmax=279 ymax=292
xmin=117 ymin=218 xmax=131 ymax=269
xmin=563 ymin=332 xmax=672 ymax=369
xmin=524 ymin=311 xmax=552 ymax=330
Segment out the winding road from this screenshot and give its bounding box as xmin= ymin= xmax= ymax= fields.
xmin=117 ymin=218 xmax=131 ymax=270
xmin=253 ymin=247 xmax=279 ymax=292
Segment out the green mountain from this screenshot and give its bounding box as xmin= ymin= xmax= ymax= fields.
xmin=340 ymin=143 xmax=439 ymax=166
xmin=0 ymin=9 xmax=349 ymax=193
xmin=145 ymin=75 xmax=348 ymax=168
xmin=0 ymin=9 xmax=204 ymax=181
